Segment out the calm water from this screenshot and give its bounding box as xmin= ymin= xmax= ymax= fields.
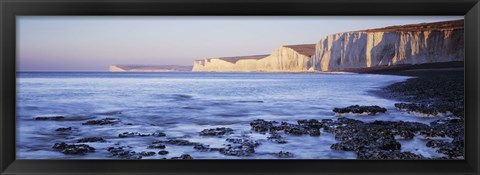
xmin=16 ymin=72 xmax=446 ymax=159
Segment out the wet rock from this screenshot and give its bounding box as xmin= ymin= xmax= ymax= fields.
xmin=373 ymin=71 xmax=464 ymax=159
xmin=52 ymin=142 xmax=95 ymax=155
xmin=55 ymin=127 xmax=73 ymax=132
xmin=275 ymin=151 xmax=293 ymax=158
xmin=139 ymin=151 xmax=156 ymax=157
xmin=199 ymin=127 xmax=234 ymax=136
xmin=107 ymin=146 xmax=142 ymax=159
xmin=425 ymin=139 xmax=464 ymax=159
xmin=394 ymin=103 xmax=448 ymax=117
xmin=250 ymin=119 xmax=277 ymax=132
xmin=118 ymin=132 xmax=166 ymax=138
xmin=193 ymin=144 xmax=221 ymax=152
xmin=357 ymin=150 xmax=425 ymax=159
xmin=147 ymin=144 xmax=166 ymax=149
xmin=96 ymin=111 xmax=122 ymax=115
xmin=154 ymin=139 xmax=197 ymax=146
xmin=333 ymin=105 xmax=387 ymax=115
xmin=158 ymin=150 xmax=169 ymax=155
xmin=267 ymin=133 xmax=287 ymax=144
xmin=76 ymin=137 xmax=106 ymax=143
xmin=251 ymin=119 xmax=321 ymax=136
xmin=219 ymin=144 xmax=255 ymax=156
xmin=284 ymin=126 xmax=308 ymax=135
xmin=218 ymin=136 xmax=260 ymax=156
xmin=82 ymin=118 xmax=120 ymax=125
xmin=328 ymin=118 xmax=434 ymax=159
xmin=226 ymin=138 xmax=261 ymax=147
xmin=397 ymin=130 xmax=415 ymax=140
xmin=297 ymin=119 xmax=323 ymax=129
xmin=437 ymin=145 xmax=464 ymax=159
xmin=426 ymin=140 xmax=447 ymax=148
xmin=308 ymin=128 xmax=321 ymax=136
xmin=171 ymin=154 xmax=193 ymax=159
xmin=35 ymin=116 xmax=65 ymax=121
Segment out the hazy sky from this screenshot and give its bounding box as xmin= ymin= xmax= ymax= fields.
xmin=17 ymin=16 xmax=462 ymax=72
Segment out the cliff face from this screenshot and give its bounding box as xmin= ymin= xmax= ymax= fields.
xmin=192 ymin=20 xmax=464 ymax=72
xmin=313 ymin=20 xmax=464 ymax=71
xmin=192 ymin=44 xmax=316 ymax=72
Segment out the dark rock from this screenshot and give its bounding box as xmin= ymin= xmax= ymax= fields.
xmin=425 ymin=139 xmax=464 ymax=159
xmin=275 ymin=151 xmax=293 ymax=158
xmin=107 ymin=146 xmax=142 ymax=159
xmin=35 ymin=116 xmax=65 ymax=121
xmin=357 ymin=150 xmax=425 ymax=159
xmin=284 ymin=127 xmax=308 ymax=135
xmin=154 ymin=139 xmax=197 ymax=146
xmin=333 ymin=105 xmax=387 ymax=115
xmin=147 ymin=144 xmax=166 ymax=149
xmin=158 ymin=150 xmax=169 ymax=155
xmin=52 ymin=142 xmax=95 ymax=155
xmin=96 ymin=111 xmax=122 ymax=115
xmin=199 ymin=127 xmax=234 ymax=136
xmin=82 ymin=118 xmax=120 ymax=125
xmin=55 ymin=127 xmax=72 ymax=132
xmin=250 ymin=119 xmax=277 ymax=132
xmin=297 ymin=119 xmax=323 ymax=128
xmin=426 ymin=140 xmax=447 ymax=148
xmin=76 ymin=137 xmax=106 ymax=143
xmin=171 ymin=154 xmax=193 ymax=159
xmin=394 ymin=103 xmax=447 ymax=117
xmin=372 ymin=71 xmax=464 ymax=159
xmin=118 ymin=132 xmax=166 ymax=138
xmin=267 ymin=133 xmax=287 ymax=144
xmin=308 ymin=128 xmax=321 ymax=136
xmin=193 ymin=144 xmax=221 ymax=152
xmin=218 ymin=136 xmax=260 ymax=156
xmin=139 ymin=151 xmax=156 ymax=157
xmin=226 ymin=138 xmax=261 ymax=147
xmin=379 ymin=140 xmax=402 ymax=151
xmin=251 ymin=119 xmax=321 ymax=136
xmin=219 ymin=144 xmax=255 ymax=156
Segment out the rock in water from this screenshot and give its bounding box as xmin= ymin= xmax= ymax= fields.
xmin=76 ymin=137 xmax=106 ymax=143
xmin=171 ymin=154 xmax=193 ymax=160
xmin=139 ymin=151 xmax=156 ymax=157
xmin=52 ymin=142 xmax=95 ymax=155
xmin=333 ymin=105 xmax=387 ymax=115
xmin=34 ymin=116 xmax=65 ymax=121
xmin=199 ymin=127 xmax=234 ymax=136
xmin=82 ymin=118 xmax=120 ymax=125
xmin=107 ymin=146 xmax=142 ymax=159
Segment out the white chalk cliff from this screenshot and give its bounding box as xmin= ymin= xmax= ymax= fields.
xmin=192 ymin=20 xmax=464 ymax=72
xmin=313 ymin=20 xmax=464 ymax=71
xmin=192 ymin=44 xmax=316 ymax=72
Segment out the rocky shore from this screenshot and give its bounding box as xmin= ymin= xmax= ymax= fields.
xmin=29 ymin=67 xmax=464 ymax=160
xmin=369 ymin=67 xmax=464 ymax=159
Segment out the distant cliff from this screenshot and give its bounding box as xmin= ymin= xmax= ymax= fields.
xmin=192 ymin=44 xmax=316 ymax=72
xmin=109 ymin=65 xmax=193 ymax=72
xmin=192 ymin=20 xmax=464 ymax=72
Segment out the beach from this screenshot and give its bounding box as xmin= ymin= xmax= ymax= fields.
xmin=15 ymin=67 xmax=464 ymax=159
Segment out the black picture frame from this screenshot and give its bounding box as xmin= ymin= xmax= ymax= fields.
xmin=1 ymin=0 xmax=479 ymax=174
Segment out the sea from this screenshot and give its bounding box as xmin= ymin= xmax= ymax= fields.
xmin=15 ymin=72 xmax=450 ymax=159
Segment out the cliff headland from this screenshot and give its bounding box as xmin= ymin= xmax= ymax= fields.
xmin=192 ymin=19 xmax=464 ymax=72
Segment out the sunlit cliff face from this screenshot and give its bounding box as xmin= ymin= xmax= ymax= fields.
xmin=193 ymin=20 xmax=464 ymax=72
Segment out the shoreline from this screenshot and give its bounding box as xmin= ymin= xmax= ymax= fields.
xmin=17 ymin=67 xmax=465 ymax=159
xmin=368 ymin=67 xmax=465 ymax=159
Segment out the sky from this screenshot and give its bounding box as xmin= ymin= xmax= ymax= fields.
xmin=17 ymin=16 xmax=463 ymax=72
